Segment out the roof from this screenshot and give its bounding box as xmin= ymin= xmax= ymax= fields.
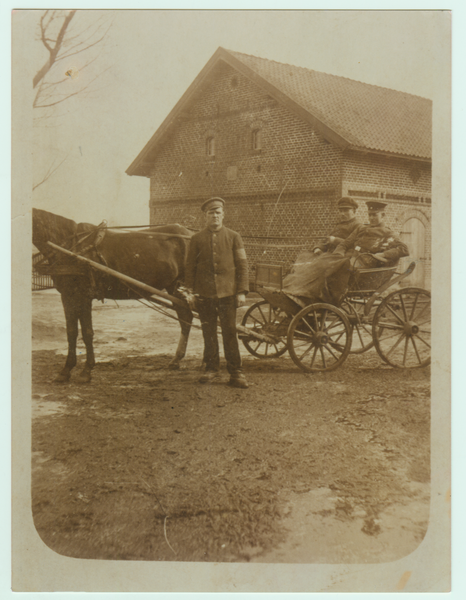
xmin=127 ymin=48 xmax=432 ymax=177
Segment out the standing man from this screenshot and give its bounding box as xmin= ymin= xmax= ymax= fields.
xmin=185 ymin=197 xmax=249 ymax=389
xmin=313 ymin=197 xmax=361 ymax=255
xmin=334 ymin=201 xmax=409 ymax=266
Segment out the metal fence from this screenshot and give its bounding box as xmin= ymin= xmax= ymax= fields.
xmin=32 ymin=253 xmax=54 ymax=291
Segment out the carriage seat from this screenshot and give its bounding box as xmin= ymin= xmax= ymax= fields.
xmin=348 ymin=261 xmax=398 ymax=292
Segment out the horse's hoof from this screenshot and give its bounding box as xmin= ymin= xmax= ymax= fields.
xmin=76 ymin=371 xmax=92 ymax=384
xmin=168 ymin=360 xmax=180 ymax=370
xmin=54 ymin=372 xmax=70 ymax=383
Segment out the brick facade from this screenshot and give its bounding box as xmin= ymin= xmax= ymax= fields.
xmin=148 ymin=62 xmax=431 ymax=286
xmin=341 ymin=151 xmax=432 ymax=286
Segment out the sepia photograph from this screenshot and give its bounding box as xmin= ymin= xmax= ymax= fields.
xmin=12 ymin=8 xmax=451 ymax=593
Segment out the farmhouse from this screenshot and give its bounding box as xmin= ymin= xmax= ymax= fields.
xmin=127 ymin=47 xmax=432 ymax=287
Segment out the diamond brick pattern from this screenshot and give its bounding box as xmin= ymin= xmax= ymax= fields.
xmin=138 ymin=52 xmax=431 ymax=285
xmin=228 ymin=49 xmax=432 ymax=159
xmin=149 ymin=65 xmax=342 ymax=202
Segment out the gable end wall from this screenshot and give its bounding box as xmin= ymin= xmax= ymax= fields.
xmin=146 ymin=63 xmax=431 ymax=282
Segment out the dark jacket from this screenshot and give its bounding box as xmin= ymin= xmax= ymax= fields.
xmin=313 ymin=217 xmax=361 ymax=253
xmin=185 ymin=226 xmax=249 ymax=298
xmin=335 ymin=224 xmax=409 ymax=265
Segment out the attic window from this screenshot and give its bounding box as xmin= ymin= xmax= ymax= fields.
xmin=206 ymin=136 xmax=215 ymax=157
xmin=252 ymin=129 xmax=262 ymax=151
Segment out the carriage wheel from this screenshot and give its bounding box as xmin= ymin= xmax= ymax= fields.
xmin=341 ymin=300 xmax=375 ymax=354
xmin=372 ymin=287 xmax=431 ymax=368
xmin=287 ymin=303 xmax=352 ymax=372
xmin=240 ymin=300 xmax=289 ymax=358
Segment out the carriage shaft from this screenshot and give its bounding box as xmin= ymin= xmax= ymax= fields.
xmin=48 ymin=241 xmax=278 ymax=342
xmin=236 ymin=324 xmax=279 ymax=345
xmin=47 ymin=241 xmax=187 ymax=309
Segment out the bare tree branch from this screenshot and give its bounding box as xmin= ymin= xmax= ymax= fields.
xmin=33 ymin=10 xmax=77 ymax=89
xmin=56 ymin=26 xmax=111 ymax=62
xmin=58 ymin=18 xmax=109 ymax=55
xmin=34 ymin=66 xmax=111 ymax=109
xmin=33 ymin=154 xmax=69 ymax=191
xmin=33 ymin=10 xmax=113 ymax=192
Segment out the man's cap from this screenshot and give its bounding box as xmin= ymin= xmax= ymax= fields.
xmin=366 ymin=201 xmax=387 ymax=213
xmin=337 ymin=197 xmax=358 ymax=209
xmin=201 ymin=197 xmax=225 ymax=212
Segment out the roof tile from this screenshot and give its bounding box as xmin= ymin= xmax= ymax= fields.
xmin=227 ymin=50 xmax=432 ymax=159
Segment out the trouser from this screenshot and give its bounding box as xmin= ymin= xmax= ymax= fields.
xmin=196 ymin=295 xmax=242 ymax=375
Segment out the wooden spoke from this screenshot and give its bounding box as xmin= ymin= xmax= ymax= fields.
xmin=399 ymin=293 xmax=408 ymax=321
xmin=299 ymin=343 xmax=315 ymax=362
xmin=326 ymin=316 xmax=344 ymax=332
xmin=241 ymin=301 xmax=288 ymax=358
xmin=309 ymin=346 xmax=318 ymax=369
xmin=288 ymin=304 xmax=351 ymax=372
xmin=319 ymin=346 xmax=327 ymax=369
xmin=331 ymin=328 xmax=347 ymax=344
xmin=257 ymin=304 xmax=267 ymax=323
xmin=385 ymin=332 xmax=406 ymax=358
xmin=377 ymin=329 xmax=407 ymax=343
xmin=301 ymin=316 xmax=316 ymax=334
xmin=412 ymin=300 xmax=430 ymax=323
xmin=249 ymin=314 xmax=265 ymax=327
xmin=411 ymin=336 xmax=422 ymax=365
xmin=373 ymin=288 xmax=431 ymax=368
xmin=374 ymin=321 xmax=404 ymax=331
xmin=323 ymin=343 xmax=339 ymax=361
xmin=383 ymin=302 xmax=406 ymax=325
xmin=319 ymin=309 xmax=328 ymax=331
xmin=402 ymin=336 xmax=409 ymax=366
xmin=409 ymin=291 xmax=419 ymax=320
xmin=414 ymin=333 xmax=431 ymax=349
xmin=355 ymin=325 xmax=366 ymax=348
xmin=293 ymin=329 xmax=314 ymax=341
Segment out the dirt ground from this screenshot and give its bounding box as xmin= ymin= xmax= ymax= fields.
xmin=31 ymin=290 xmax=430 ymax=563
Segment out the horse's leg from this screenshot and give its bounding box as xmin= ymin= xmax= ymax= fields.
xmin=76 ymin=297 xmax=95 ymax=383
xmin=56 ymin=293 xmax=78 ymax=383
xmin=168 ymin=305 xmax=193 ymax=370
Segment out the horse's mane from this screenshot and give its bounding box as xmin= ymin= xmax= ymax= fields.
xmin=32 ymin=208 xmax=79 ymax=251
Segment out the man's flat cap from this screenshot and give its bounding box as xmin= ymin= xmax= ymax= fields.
xmin=201 ymin=197 xmax=225 ymax=212
xmin=366 ymin=201 xmax=387 ymax=212
xmin=337 ymin=197 xmax=358 ymax=209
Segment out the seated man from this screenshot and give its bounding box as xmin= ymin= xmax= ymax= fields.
xmin=313 ymin=196 xmax=361 ymax=255
xmin=334 ymin=201 xmax=409 ymax=267
xmin=282 ymin=201 xmax=408 ymax=306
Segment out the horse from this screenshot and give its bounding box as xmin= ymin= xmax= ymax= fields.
xmin=32 ymin=208 xmax=194 ymax=383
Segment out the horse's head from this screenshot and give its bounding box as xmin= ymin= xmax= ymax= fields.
xmin=32 ymin=208 xmax=78 ymax=256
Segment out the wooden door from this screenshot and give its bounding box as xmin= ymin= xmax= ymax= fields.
xmin=400 ymin=217 xmax=426 ymax=288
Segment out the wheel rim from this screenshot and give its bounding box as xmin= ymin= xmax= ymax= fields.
xmin=240 ymin=300 xmax=289 ymax=358
xmin=372 ymin=287 xmax=431 ymax=368
xmin=341 ymin=299 xmax=375 ymax=354
xmin=287 ymin=303 xmax=352 ymax=372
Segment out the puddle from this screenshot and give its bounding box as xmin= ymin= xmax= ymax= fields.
xmin=32 ymin=398 xmax=66 ymax=418
xmin=252 ymin=486 xmax=430 ymax=563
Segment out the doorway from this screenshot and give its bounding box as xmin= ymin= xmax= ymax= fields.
xmin=399 ymin=216 xmax=427 ymax=288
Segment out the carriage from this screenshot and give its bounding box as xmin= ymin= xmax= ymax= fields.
xmin=34 ymin=208 xmax=431 ymax=379
xmin=238 ymin=256 xmax=431 ymax=372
